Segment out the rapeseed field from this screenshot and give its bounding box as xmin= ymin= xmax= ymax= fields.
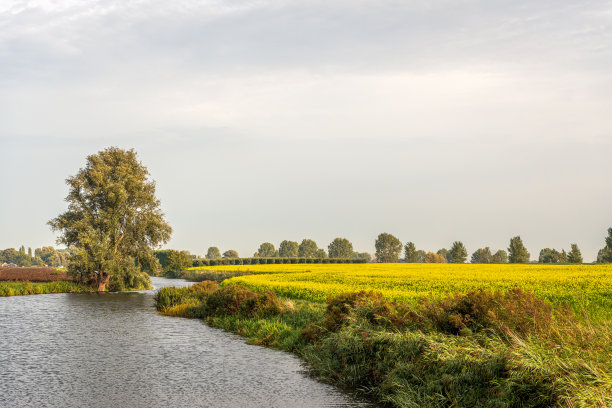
xmin=189 ymin=263 xmax=612 ymax=319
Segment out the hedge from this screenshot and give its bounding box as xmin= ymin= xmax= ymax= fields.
xmin=191 ymin=257 xmax=368 ymax=267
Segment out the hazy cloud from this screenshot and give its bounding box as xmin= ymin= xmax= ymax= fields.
xmin=1 ymin=0 xmax=611 ymax=259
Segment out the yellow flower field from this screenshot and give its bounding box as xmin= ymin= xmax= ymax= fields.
xmin=189 ymin=263 xmax=612 ymax=319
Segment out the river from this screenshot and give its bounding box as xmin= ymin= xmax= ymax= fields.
xmin=0 ymin=277 xmax=371 ymax=407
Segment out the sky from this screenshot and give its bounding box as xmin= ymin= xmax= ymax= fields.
xmin=1 ymin=0 xmax=611 ymax=261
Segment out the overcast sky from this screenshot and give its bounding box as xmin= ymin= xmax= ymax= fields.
xmin=1 ymin=0 xmax=611 ymax=261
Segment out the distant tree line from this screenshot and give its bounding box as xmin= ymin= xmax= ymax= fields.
xmin=153 ymin=228 xmax=612 ymax=272
xmin=373 ymin=230 xmax=612 ymax=264
xmin=200 ymin=238 xmax=372 ymax=263
xmin=0 ymin=246 xmax=68 ymax=267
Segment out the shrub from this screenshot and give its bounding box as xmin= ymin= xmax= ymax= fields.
xmin=205 ymin=285 xmax=282 ymax=318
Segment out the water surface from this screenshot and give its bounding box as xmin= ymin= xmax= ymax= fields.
xmin=0 ymin=277 xmax=370 ymax=407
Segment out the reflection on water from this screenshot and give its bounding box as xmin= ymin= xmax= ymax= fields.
xmin=0 ymin=277 xmax=370 ymax=407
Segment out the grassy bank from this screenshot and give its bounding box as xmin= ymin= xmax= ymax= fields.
xmin=0 ymin=280 xmax=95 ymax=296
xmin=0 ymin=266 xmax=152 ymax=295
xmin=156 ymin=282 xmax=611 ymax=407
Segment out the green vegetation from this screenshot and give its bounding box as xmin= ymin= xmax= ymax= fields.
xmin=508 ymin=236 xmax=530 ymax=263
xmin=206 ymin=247 xmax=222 ymax=259
xmin=448 ymin=241 xmax=468 ymax=263
xmin=0 ymin=280 xmax=93 ymax=296
xmin=1 ymin=246 xmax=68 ymax=267
xmin=190 ymin=257 xmax=367 ymax=267
xmin=374 ymin=233 xmax=403 ymax=262
xmin=327 ymin=237 xmax=353 ymax=258
xmin=49 ymin=147 xmax=171 ymax=291
xmin=156 ymin=282 xmax=611 ymax=407
xmin=278 ymin=240 xmax=299 ymax=258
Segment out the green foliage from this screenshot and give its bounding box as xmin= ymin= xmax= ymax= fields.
xmin=493 ymin=249 xmax=508 ymax=263
xmin=48 ymin=147 xmax=172 ymax=291
xmin=328 ymin=238 xmax=353 ymax=258
xmin=257 ymin=242 xmax=276 ymax=258
xmin=539 ymin=248 xmax=563 ymax=263
xmin=597 ymin=228 xmax=612 ymax=263
xmin=374 ymin=233 xmax=402 ymax=263
xmin=436 ymin=248 xmax=451 ymax=262
xmin=165 ymin=250 xmax=192 ymax=278
xmin=222 ymin=249 xmax=239 ymax=258
xmin=206 ymin=247 xmax=221 ymax=259
xmin=315 ymin=248 xmax=328 ymax=259
xmin=404 ymin=242 xmax=419 ymax=263
xmin=298 ymin=239 xmax=318 ymax=258
xmin=471 ymin=247 xmax=493 ymax=263
xmin=278 ymin=240 xmax=299 ymax=257
xmin=156 ymin=282 xmax=282 ymax=319
xmin=472 ymin=248 xmax=508 ymax=264
xmin=205 ymin=285 xmax=282 ymax=318
xmin=566 ymin=244 xmax=582 ymax=264
xmin=0 ymin=280 xmax=93 ymax=296
xmin=508 ymin=236 xmax=530 ymax=263
xmin=448 ymin=241 xmax=468 ymax=263
xmin=353 ymin=252 xmax=372 ymax=262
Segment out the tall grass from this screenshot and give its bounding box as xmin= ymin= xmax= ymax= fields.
xmin=155 ymin=282 xmax=611 ymax=407
xmin=0 ymin=281 xmax=93 ymax=296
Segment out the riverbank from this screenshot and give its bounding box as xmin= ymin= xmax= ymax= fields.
xmin=0 ymin=266 xmax=152 ymax=296
xmin=156 ymin=282 xmax=611 ymax=408
xmin=0 ymin=280 xmax=95 ymax=296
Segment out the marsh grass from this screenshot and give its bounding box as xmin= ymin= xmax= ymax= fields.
xmin=0 ymin=280 xmax=93 ymax=296
xmin=155 ymin=283 xmax=611 ymax=407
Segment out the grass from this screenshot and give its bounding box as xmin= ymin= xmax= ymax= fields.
xmin=155 ymin=281 xmax=612 ymax=407
xmin=0 ymin=280 xmax=94 ymax=296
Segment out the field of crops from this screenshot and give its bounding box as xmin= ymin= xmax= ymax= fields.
xmin=189 ymin=263 xmax=612 ymax=319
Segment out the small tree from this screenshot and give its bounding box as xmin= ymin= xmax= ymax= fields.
xmin=436 ymin=248 xmax=451 ymax=263
xmin=471 ymin=247 xmax=493 ymax=263
xmin=328 ymin=238 xmax=353 ymax=258
xmin=598 ymin=228 xmax=612 ymax=263
xmin=539 ymin=248 xmax=561 ymax=263
xmin=223 ymin=249 xmax=239 ymax=258
xmin=166 ymin=250 xmax=191 ymax=278
xmin=375 ymin=233 xmax=402 ymax=263
xmin=415 ymin=250 xmax=426 ymax=263
xmin=567 ymin=244 xmax=582 ymax=263
xmin=206 ymin=247 xmax=221 ymax=259
xmin=257 ymin=242 xmax=276 ymax=258
xmin=493 ymin=249 xmax=508 ymax=264
xmin=508 ymin=236 xmax=530 ymax=263
xmin=279 ymin=240 xmax=299 ymax=257
xmin=298 ymin=239 xmax=318 ymax=258
xmin=404 ymin=242 xmax=418 ymax=263
xmin=448 ymin=241 xmax=468 ymax=263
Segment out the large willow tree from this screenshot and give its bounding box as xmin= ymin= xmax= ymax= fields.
xmin=49 ymin=147 xmax=172 ymax=291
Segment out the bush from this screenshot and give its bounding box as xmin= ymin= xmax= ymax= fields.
xmin=205 ymin=285 xmax=282 ymax=318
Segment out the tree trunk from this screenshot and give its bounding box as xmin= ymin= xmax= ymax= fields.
xmin=97 ymin=273 xmax=110 ymax=292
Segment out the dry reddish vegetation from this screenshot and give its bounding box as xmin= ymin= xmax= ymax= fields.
xmin=0 ymin=267 xmax=73 ymax=282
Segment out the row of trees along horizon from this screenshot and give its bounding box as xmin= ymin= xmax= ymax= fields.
xmin=0 ymin=246 xmax=68 ymax=267
xmin=4 ymin=228 xmax=612 ymax=270
xmin=151 ymin=229 xmax=612 ymax=274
